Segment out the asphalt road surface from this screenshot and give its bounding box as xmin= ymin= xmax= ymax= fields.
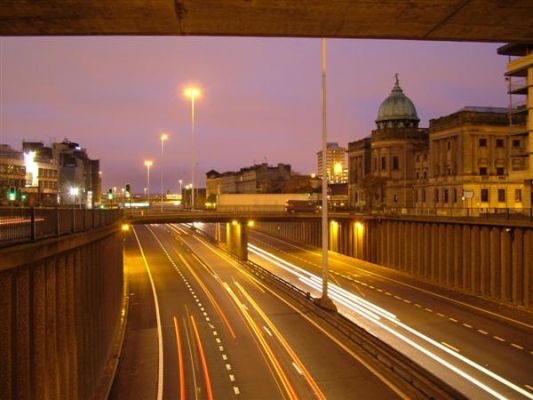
xmin=111 ymin=224 xmax=404 ymax=399
xmin=237 ymin=227 xmax=533 ymax=400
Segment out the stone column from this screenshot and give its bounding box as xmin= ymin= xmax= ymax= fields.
xmin=524 ymin=230 xmax=533 ymax=309
xmin=500 ymin=229 xmax=512 ymax=303
xmin=470 ymin=226 xmax=480 ymax=294
xmin=479 ymin=227 xmax=490 ymax=296
xmin=462 ymin=225 xmax=471 ymax=290
xmin=512 ymin=229 xmax=524 ymax=305
xmin=489 ymin=228 xmax=501 ymax=299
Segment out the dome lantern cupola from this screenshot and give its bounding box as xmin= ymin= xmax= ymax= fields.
xmin=376 ymin=74 xmax=419 ymax=129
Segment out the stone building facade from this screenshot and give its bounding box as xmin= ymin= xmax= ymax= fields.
xmin=348 ymin=74 xmax=532 ymax=215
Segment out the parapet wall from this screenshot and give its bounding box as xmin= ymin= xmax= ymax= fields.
xmin=256 ymin=218 xmax=533 ymax=309
xmin=0 ymin=224 xmax=124 ymax=399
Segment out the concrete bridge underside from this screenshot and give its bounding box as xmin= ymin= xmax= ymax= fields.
xmin=2 ymin=0 xmax=533 ymax=42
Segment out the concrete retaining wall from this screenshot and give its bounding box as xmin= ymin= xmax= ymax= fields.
xmin=0 ymin=225 xmax=123 ymax=399
xmin=256 ymin=218 xmax=533 ymax=309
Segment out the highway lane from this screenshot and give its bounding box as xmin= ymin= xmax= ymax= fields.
xmin=240 ymin=227 xmax=533 ymax=399
xmin=112 ymin=224 xmax=403 ymax=399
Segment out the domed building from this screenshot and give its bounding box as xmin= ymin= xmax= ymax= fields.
xmin=348 ymin=75 xmax=428 ymax=210
xmin=376 ymin=74 xmax=420 ymax=129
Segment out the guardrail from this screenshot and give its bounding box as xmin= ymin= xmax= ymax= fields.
xmin=0 ymin=207 xmax=123 ymax=246
xmin=189 ymin=225 xmax=466 ymax=400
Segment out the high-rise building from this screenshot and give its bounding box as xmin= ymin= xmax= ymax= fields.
xmin=316 ymin=142 xmax=347 ymax=183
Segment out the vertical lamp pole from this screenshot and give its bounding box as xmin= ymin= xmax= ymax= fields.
xmin=184 ymin=86 xmax=201 ymax=211
xmin=160 ymin=133 xmax=168 ymax=212
xmin=319 ymin=38 xmax=336 ymax=311
xmin=144 ymin=160 xmax=153 ymax=205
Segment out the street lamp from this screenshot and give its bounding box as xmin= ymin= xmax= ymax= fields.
xmin=184 ymin=86 xmax=202 ymax=210
xmin=160 ymin=132 xmax=169 ymax=212
xmin=144 ymin=160 xmax=153 ymax=204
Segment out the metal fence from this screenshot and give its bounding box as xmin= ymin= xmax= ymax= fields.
xmin=357 ymin=207 xmax=533 ymax=221
xmin=0 ymin=207 xmax=123 ymax=246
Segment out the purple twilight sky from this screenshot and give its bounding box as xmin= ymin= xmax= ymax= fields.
xmin=0 ymin=37 xmax=507 ymax=193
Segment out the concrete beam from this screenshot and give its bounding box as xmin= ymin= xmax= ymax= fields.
xmin=2 ymin=1 xmax=532 ymax=42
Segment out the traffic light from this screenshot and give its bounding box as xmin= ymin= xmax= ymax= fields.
xmin=21 ymin=193 xmax=27 ymax=201
xmin=107 ymin=188 xmax=113 ymax=200
xmin=7 ymin=187 xmax=16 ymax=201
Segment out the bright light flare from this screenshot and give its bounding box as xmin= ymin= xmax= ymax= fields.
xmin=184 ymin=86 xmax=202 ymax=99
xmin=144 ymin=160 xmax=153 ymax=167
xmin=160 ymin=132 xmax=169 ymax=141
xmin=69 ymin=187 xmax=79 ymax=196
xmin=121 ymin=224 xmax=130 ymax=232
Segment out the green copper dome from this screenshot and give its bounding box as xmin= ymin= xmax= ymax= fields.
xmin=376 ymin=74 xmax=419 ymax=129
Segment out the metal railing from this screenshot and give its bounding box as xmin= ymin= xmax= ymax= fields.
xmin=0 ymin=207 xmax=123 ymax=246
xmin=350 ymin=207 xmax=533 ymax=221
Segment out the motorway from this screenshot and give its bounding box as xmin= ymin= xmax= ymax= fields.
xmin=231 ymin=227 xmax=533 ymax=400
xmin=110 ymin=224 xmax=404 ymax=399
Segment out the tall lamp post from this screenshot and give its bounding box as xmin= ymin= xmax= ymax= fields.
xmin=184 ymin=86 xmax=201 ymax=211
xmin=160 ymin=132 xmax=169 ymax=212
xmin=318 ymin=38 xmax=336 ymax=311
xmin=144 ymin=160 xmax=153 ymax=205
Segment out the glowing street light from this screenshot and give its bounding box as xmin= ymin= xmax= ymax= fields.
xmin=184 ymin=85 xmax=202 ymax=210
xmin=160 ymin=132 xmax=169 ymax=212
xmin=70 ymin=187 xmax=80 ymax=208
xmin=144 ymin=160 xmax=153 ymax=203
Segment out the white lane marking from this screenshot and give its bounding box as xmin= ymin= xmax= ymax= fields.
xmin=229 ymin=374 xmax=235 ymax=382
xmin=462 ymin=323 xmax=473 ymax=329
xmin=216 ymin=338 xmax=221 ymax=343
xmin=441 ymin=342 xmax=460 ymax=353
xmin=263 ymin=326 xmax=273 ymax=336
xmin=425 ymin=308 xmax=433 ymax=312
xmin=478 ymin=329 xmax=488 ymax=335
xmin=226 ymin=364 xmax=232 ymax=371
xmin=494 ymin=336 xmax=505 ymax=342
xmin=414 ymin=303 xmax=422 ymax=308
xmin=511 ymin=343 xmax=524 ymax=350
xmin=526 ymin=384 xmax=533 ymax=392
xmin=449 ymin=318 xmax=458 ymax=323
xmin=133 ymin=227 xmax=164 ymax=400
xmin=219 ymin=346 xmax=224 ymax=351
xmin=233 ymin=386 xmax=240 ymax=395
xmin=437 ymin=313 xmax=445 ymax=318
xmin=222 ymin=354 xmax=228 ymax=360
xmin=292 ymin=362 xmax=304 ymax=375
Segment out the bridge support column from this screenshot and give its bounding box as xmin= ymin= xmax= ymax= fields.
xmin=226 ymin=221 xmax=248 ymax=261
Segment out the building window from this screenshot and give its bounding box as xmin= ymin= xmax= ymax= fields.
xmin=496 ymin=139 xmax=504 ymax=148
xmin=414 ymin=190 xmax=418 ymax=203
xmin=416 ymin=171 xmax=419 ymax=179
xmin=512 ymin=139 xmax=521 ymax=148
xmin=392 ymin=156 xmax=399 ymax=170
xmin=434 ymin=189 xmax=439 ymax=203
xmin=515 ymin=189 xmax=522 ymax=202
xmin=479 ymin=167 xmax=488 ymax=176
xmin=453 ymin=188 xmax=457 ymax=203
xmin=423 ymin=170 xmax=427 ymax=178
xmin=381 ymin=157 xmax=387 ymax=170
xmin=447 ymin=141 xmax=451 ymax=150
xmin=496 ymin=167 xmax=505 ymax=176
xmin=481 ymin=189 xmax=489 ymax=202
xmin=479 ymin=138 xmax=487 ymax=147
xmin=393 ymin=194 xmax=399 ymax=203
xmin=416 ymin=155 xmax=420 ymax=162
xmin=498 ymin=189 xmax=506 ymax=202
xmin=444 ymin=189 xmax=449 ymax=203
